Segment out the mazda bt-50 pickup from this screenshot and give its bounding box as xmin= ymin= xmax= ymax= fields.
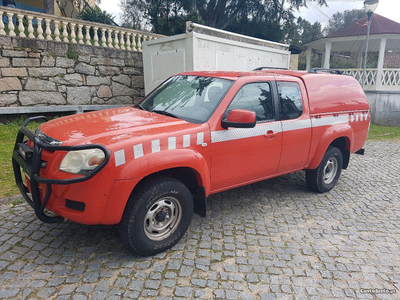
xmin=13 ymin=69 xmax=370 ymax=255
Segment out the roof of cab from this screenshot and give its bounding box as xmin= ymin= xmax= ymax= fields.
xmin=179 ymin=70 xmax=311 ymax=81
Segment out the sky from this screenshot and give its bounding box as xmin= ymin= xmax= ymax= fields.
xmin=296 ymin=0 xmax=400 ymax=25
xmin=99 ymin=0 xmax=400 ymax=28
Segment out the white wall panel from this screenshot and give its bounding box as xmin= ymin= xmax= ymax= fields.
xmin=143 ymin=30 xmax=290 ymax=94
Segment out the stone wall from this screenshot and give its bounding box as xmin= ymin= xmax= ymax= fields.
xmin=0 ymin=36 xmax=144 ymax=108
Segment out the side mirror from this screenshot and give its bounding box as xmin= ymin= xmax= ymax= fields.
xmin=221 ymin=109 xmax=256 ymax=129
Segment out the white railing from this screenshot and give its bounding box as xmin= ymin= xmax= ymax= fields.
xmin=381 ymin=69 xmax=400 ymax=86
xmin=341 ymin=68 xmax=400 ymax=91
xmin=0 ymin=7 xmax=163 ymax=52
xmin=341 ymin=68 xmax=377 ymax=87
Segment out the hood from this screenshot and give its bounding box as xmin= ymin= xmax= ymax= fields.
xmin=39 ymin=107 xmax=195 ymax=146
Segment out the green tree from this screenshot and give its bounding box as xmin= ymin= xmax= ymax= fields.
xmin=285 ymin=17 xmax=322 ymax=71
xmin=222 ymin=0 xmax=283 ymax=41
xmin=121 ymin=0 xmax=199 ymax=34
xmin=324 ymin=9 xmax=366 ymax=36
xmin=301 ymin=19 xmax=323 ymax=44
xmin=120 ymin=0 xmax=327 ymax=42
xmin=190 ymin=0 xmax=326 ymax=42
xmin=78 ymin=7 xmax=115 ymax=25
xmin=193 ymin=0 xmax=326 ymax=30
xmin=287 ymin=17 xmax=322 ymax=46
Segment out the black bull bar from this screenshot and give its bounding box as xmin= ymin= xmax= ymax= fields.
xmin=12 ymin=116 xmax=110 ymax=223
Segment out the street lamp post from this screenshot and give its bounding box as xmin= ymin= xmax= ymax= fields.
xmin=362 ymin=0 xmax=379 ymax=88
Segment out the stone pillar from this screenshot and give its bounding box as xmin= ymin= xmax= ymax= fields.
xmin=376 ymin=38 xmax=387 ymax=90
xmin=323 ymin=42 xmax=332 ymax=69
xmin=306 ymin=48 xmax=312 ymax=70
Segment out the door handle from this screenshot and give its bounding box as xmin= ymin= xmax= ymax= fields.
xmin=264 ymin=130 xmax=277 ymax=139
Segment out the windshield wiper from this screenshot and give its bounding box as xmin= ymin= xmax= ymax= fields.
xmin=151 ymin=109 xmax=178 ymax=119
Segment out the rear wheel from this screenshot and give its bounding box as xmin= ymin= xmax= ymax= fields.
xmin=306 ymin=146 xmax=343 ymax=193
xmin=119 ymin=177 xmax=193 ymax=256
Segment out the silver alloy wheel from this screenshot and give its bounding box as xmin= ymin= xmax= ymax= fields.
xmin=323 ymin=157 xmax=338 ymax=184
xmin=144 ymin=196 xmax=182 ymax=241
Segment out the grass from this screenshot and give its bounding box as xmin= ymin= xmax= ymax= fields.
xmin=367 ymin=124 xmax=400 ymax=140
xmin=10 ymin=198 xmax=25 ymax=206
xmin=0 ymin=118 xmax=42 ymax=199
xmin=0 ymin=121 xmax=399 ymax=199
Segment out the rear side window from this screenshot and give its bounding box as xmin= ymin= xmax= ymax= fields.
xmin=226 ymin=82 xmax=273 ymax=122
xmin=278 ymin=82 xmax=303 ymax=120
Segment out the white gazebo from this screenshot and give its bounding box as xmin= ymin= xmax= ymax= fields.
xmin=304 ymin=14 xmax=400 ymax=126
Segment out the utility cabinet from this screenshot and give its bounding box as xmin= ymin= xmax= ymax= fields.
xmin=142 ymin=22 xmax=290 ymax=94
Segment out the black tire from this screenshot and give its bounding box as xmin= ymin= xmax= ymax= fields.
xmin=306 ymin=146 xmax=343 ymax=193
xmin=119 ymin=176 xmax=193 ymax=256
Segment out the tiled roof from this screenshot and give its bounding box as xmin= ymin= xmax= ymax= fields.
xmin=326 ymin=14 xmax=400 ymax=38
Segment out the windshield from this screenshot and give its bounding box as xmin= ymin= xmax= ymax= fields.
xmin=140 ymin=75 xmax=234 ymax=123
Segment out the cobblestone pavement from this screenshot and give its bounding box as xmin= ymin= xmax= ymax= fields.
xmin=1 ymin=140 xmax=399 ymax=300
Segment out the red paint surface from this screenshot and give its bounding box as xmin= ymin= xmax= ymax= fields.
xmin=226 ymin=109 xmax=256 ymax=124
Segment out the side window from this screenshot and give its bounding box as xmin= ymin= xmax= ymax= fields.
xmin=277 ymin=82 xmax=303 ymax=120
xmin=226 ymin=82 xmax=273 ymax=122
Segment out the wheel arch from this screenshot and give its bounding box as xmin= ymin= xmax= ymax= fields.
xmin=307 ymin=124 xmax=353 ymax=170
xmin=127 ymin=166 xmax=207 ymax=218
xmin=329 ymin=136 xmax=351 ymax=169
xmin=102 ymin=150 xmax=210 ymax=224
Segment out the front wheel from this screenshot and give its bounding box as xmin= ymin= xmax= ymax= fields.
xmin=306 ymin=146 xmax=343 ymax=193
xmin=119 ymin=177 xmax=193 ymax=256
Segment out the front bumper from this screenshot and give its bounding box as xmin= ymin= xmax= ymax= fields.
xmin=12 ymin=116 xmax=110 ymax=223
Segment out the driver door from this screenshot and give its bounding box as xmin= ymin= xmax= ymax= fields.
xmin=210 ymin=82 xmax=282 ymax=192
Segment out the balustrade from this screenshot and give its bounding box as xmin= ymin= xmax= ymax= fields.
xmin=341 ymin=68 xmax=400 ymax=90
xmin=381 ymin=69 xmax=400 ymax=86
xmin=0 ymin=7 xmax=162 ymax=52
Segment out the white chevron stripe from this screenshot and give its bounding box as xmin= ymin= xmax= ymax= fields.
xmin=168 ymin=137 xmax=176 ymax=150
xmin=133 ymin=144 xmax=144 ymax=159
xmin=151 ymin=139 xmax=160 ymax=153
xmin=211 ymin=122 xmax=282 ymax=143
xmin=197 ymin=132 xmax=204 ymax=145
xmin=183 ymin=134 xmax=190 ymax=147
xmin=311 ymin=115 xmax=349 ymax=127
xmin=117 ymin=112 xmax=367 ymax=159
xmin=212 ymin=115 xmax=349 ymax=143
xmin=114 ymin=150 xmax=125 ymax=167
xmin=282 ymin=119 xmax=312 ymax=131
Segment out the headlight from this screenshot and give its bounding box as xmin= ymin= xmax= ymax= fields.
xmin=59 ymin=149 xmax=105 ymax=175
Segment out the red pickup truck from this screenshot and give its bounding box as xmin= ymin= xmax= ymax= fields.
xmin=13 ymin=69 xmax=370 ymax=255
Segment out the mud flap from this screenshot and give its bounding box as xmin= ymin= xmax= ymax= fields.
xmin=193 ymin=186 xmax=207 ymax=217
